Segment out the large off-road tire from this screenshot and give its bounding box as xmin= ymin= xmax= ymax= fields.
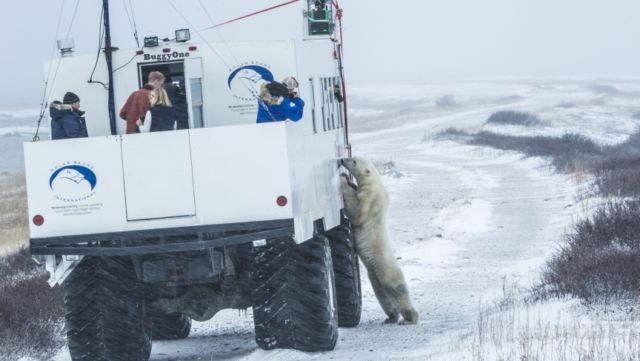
xmin=327 ymin=223 xmax=362 ymax=327
xmin=252 ymin=235 xmax=338 ymax=351
xmin=151 ymin=312 xmax=192 ymax=340
xmin=64 ymin=257 xmax=152 ymax=361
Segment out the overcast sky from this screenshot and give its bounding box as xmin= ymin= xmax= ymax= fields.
xmin=1 ymin=0 xmax=639 ymax=109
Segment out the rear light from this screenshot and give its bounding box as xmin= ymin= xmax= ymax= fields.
xmin=162 ymin=48 xmax=171 ymax=53
xmin=188 ymin=46 xmax=197 ymax=51
xmin=277 ymin=196 xmax=288 ymax=207
xmin=33 ymin=215 xmax=44 ymax=226
xmin=136 ymin=50 xmax=144 ymax=55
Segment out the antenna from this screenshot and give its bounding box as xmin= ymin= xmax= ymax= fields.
xmin=103 ymin=0 xmax=117 ymax=135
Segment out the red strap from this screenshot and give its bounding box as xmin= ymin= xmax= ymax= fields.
xmin=203 ymin=0 xmax=301 ymax=30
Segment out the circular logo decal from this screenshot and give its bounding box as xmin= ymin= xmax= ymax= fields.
xmin=227 ymin=65 xmax=274 ymax=102
xmin=49 ymin=165 xmax=97 ymax=202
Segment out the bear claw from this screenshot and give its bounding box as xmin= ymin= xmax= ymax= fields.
xmin=383 ymin=315 xmax=399 ymax=324
xmin=399 ymin=318 xmax=418 ymax=325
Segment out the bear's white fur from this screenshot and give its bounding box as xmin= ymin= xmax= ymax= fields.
xmin=340 ymin=174 xmax=358 ymax=221
xmin=340 ymin=157 xmax=419 ymax=325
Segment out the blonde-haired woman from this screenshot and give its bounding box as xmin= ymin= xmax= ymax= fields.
xmin=136 ymin=88 xmax=177 ymax=132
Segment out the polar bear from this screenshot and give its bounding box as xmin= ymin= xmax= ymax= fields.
xmin=340 ymin=157 xmax=419 ymax=325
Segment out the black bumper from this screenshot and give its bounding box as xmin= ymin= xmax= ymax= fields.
xmin=30 ymin=219 xmax=294 ymax=256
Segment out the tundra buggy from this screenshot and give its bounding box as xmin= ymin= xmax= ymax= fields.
xmin=25 ymin=1 xmax=360 ymax=359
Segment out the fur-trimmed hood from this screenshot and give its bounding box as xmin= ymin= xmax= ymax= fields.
xmin=259 ymin=83 xmax=284 ymax=106
xmin=49 ymin=102 xmax=84 ymax=120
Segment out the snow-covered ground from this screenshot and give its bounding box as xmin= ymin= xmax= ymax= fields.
xmin=52 ymin=79 xmax=640 ymax=360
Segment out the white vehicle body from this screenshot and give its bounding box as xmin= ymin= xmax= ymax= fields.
xmin=26 ymin=38 xmax=349 ymax=285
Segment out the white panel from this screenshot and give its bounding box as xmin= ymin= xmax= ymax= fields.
xmin=24 ymin=136 xmax=127 ymax=238
xmin=287 ymin=40 xmax=347 ymax=240
xmin=286 ymin=125 xmax=345 ymax=242
xmin=190 ymin=123 xmax=292 ymax=224
xmin=121 ymin=130 xmax=196 ymax=221
xmin=185 ymin=57 xmax=203 ymax=78
xmin=293 ymin=41 xmax=339 ymax=136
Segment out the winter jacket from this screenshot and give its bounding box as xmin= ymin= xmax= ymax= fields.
xmin=119 ymin=84 xmax=153 ymax=134
xmin=49 ymin=103 xmax=88 ymax=140
xmin=256 ymin=96 xmax=305 ymax=123
xmin=166 ymin=83 xmax=189 ymax=129
xmin=138 ymin=105 xmax=177 ymax=133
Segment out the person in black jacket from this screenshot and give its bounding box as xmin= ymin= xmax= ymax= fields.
xmin=136 ymin=88 xmax=177 ymax=132
xmin=164 ymin=76 xmax=189 ymax=130
xmin=49 ymin=92 xmax=88 ymax=140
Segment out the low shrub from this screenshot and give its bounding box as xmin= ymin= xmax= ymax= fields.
xmin=485 ymin=110 xmax=541 ymax=126
xmin=469 ymin=131 xmax=602 ymax=171
xmin=436 ymin=128 xmax=475 ymax=143
xmin=444 ymin=127 xmax=640 ymax=197
xmin=0 ymin=248 xmax=64 ymax=359
xmin=594 ymin=158 xmax=640 ymax=197
xmin=543 ymin=201 xmax=640 ymax=301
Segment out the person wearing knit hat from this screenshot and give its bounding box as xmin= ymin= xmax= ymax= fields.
xmin=63 ymin=92 xmax=80 ymax=105
xmin=50 ymin=91 xmax=88 ymax=140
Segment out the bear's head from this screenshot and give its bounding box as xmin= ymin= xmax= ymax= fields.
xmin=341 ymin=157 xmax=377 ymax=182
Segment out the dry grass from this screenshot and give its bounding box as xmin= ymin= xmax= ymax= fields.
xmin=0 ymin=172 xmax=28 ymax=255
xmin=0 ymin=248 xmax=65 ymax=360
xmin=0 ymin=174 xmax=64 ymax=359
xmin=438 ymin=301 xmax=640 ymax=361
xmin=431 ymin=284 xmax=640 ymax=361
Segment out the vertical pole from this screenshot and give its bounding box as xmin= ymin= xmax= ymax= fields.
xmin=332 ymin=3 xmax=350 ymax=156
xmin=337 ymin=44 xmax=350 ymax=157
xmin=103 ymin=0 xmax=117 ymax=135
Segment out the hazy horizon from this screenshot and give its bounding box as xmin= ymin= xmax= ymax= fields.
xmin=1 ymin=0 xmax=639 ymax=109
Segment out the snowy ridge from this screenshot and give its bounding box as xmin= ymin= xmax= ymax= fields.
xmin=0 ymin=108 xmax=40 ymax=120
xmin=0 ymin=126 xmax=45 ymax=137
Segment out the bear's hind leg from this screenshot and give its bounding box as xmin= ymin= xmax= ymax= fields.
xmin=367 ymin=270 xmax=399 ymax=323
xmin=392 ymin=285 xmax=419 ymax=325
xmin=399 ymin=308 xmax=419 ymax=325
xmin=375 ymin=263 xmax=419 ymax=325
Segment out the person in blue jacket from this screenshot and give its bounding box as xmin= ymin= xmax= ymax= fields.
xmin=256 ymin=77 xmax=305 ymax=123
xmin=49 ymin=92 xmax=88 ymax=139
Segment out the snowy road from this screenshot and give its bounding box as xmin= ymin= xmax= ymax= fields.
xmin=148 ymin=126 xmax=577 ymax=360
xmin=53 ymin=80 xmax=621 ymax=361
xmin=53 ymin=125 xmax=577 ymax=361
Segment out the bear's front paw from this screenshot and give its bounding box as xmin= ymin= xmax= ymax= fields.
xmin=352 ymin=215 xmax=366 ymax=226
